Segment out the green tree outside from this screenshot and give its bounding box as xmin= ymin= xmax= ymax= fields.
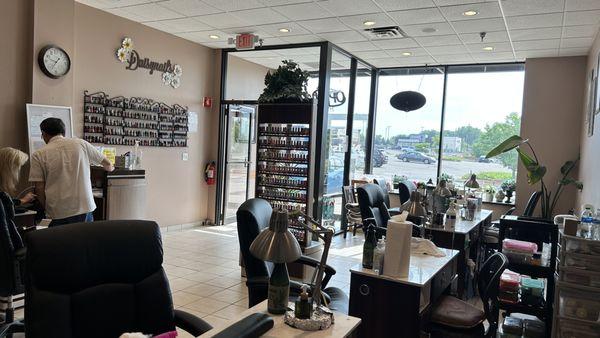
xmin=472 ymin=112 xmax=521 ymax=174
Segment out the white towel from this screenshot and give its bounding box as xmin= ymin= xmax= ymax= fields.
xmin=410 ymin=238 xmax=446 ymax=257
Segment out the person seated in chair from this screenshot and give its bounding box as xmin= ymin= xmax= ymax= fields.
xmin=0 ymin=147 xmax=37 ymax=207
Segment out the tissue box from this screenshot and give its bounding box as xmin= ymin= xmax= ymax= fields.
xmin=500 ymin=270 xmax=521 ymax=292
xmin=503 ymin=239 xmax=538 ymax=254
xmin=521 ymin=278 xmax=544 ymax=297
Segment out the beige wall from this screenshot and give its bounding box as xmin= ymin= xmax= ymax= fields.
xmin=225 ymin=55 xmax=269 ymax=100
xmin=1 ymin=0 xmax=33 ymax=151
xmin=73 ymin=3 xmax=218 ymax=227
xmin=518 ymin=57 xmax=586 ymax=216
xmin=578 ymin=29 xmax=600 ymax=211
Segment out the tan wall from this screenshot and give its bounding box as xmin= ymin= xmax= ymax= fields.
xmin=1 ymin=0 xmax=33 ymax=151
xmin=578 ymin=30 xmax=600 ymax=211
xmin=518 ymin=57 xmax=586 ymax=216
xmin=225 ymin=55 xmax=269 ymax=100
xmin=73 ymin=3 xmax=218 ymax=227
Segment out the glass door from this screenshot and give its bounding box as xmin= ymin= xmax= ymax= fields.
xmin=223 ymin=104 xmax=256 ymax=224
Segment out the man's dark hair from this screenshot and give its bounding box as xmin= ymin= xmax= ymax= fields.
xmin=40 ymin=118 xmax=66 ymax=136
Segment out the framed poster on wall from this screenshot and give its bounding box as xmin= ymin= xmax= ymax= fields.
xmin=588 ymin=69 xmax=596 ymax=137
xmin=26 ymin=104 xmax=73 ymax=154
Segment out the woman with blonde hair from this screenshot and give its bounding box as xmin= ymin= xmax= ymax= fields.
xmin=0 ymin=147 xmax=36 ymax=205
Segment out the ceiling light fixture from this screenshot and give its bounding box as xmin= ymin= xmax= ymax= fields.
xmin=209 ymin=34 xmax=220 ymax=39
xmin=278 ymin=28 xmax=290 ymax=33
xmin=462 ymin=10 xmax=478 ymax=16
xmin=401 ymin=52 xmax=412 ymax=56
xmin=363 ymin=20 xmax=376 ymax=26
xmin=483 ymin=46 xmax=494 ymax=51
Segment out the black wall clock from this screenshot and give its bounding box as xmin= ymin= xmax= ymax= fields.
xmin=38 ymin=45 xmax=71 ymax=79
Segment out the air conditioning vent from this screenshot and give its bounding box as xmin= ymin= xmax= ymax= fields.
xmin=364 ymin=26 xmax=407 ymax=39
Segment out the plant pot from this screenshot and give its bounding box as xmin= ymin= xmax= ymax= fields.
xmin=393 ymin=183 xmax=400 ymax=189
xmin=495 ymin=190 xmax=506 ymax=203
xmin=505 ymin=191 xmax=514 ymax=203
xmin=483 ymin=192 xmax=493 ymax=202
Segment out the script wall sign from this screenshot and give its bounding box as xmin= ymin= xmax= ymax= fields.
xmin=116 ymin=37 xmax=182 ymax=88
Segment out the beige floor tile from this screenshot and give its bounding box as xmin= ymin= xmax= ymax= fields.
xmin=183 ymin=283 xmax=226 ymax=297
xmin=168 ymin=278 xmax=200 ymax=292
xmin=172 ymin=291 xmax=202 ymax=307
xmin=233 ymin=297 xmax=250 ymax=308
xmin=204 ymin=276 xmax=243 ymax=289
xmin=212 ymin=304 xmax=248 ymax=319
xmin=184 ymin=271 xmax=220 ymax=283
xmin=202 ymin=315 xmax=232 ymax=329
xmin=206 ymin=289 xmax=247 ymax=304
xmin=184 ymin=297 xmax=230 ymax=314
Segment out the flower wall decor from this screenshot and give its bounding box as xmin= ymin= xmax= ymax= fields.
xmin=115 ymin=37 xmax=182 ymax=89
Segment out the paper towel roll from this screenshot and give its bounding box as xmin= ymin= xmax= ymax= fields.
xmin=383 ymin=220 xmax=412 ymax=278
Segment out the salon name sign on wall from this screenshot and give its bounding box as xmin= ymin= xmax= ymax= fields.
xmin=116 ymin=37 xmax=182 ymax=89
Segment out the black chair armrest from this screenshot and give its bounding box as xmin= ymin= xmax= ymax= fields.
xmin=212 ymin=313 xmax=274 ymax=338
xmin=295 ymin=255 xmax=336 ymax=287
xmin=174 ymin=309 xmax=213 ymax=337
xmin=505 ymin=207 xmax=516 ymax=215
xmin=15 ymin=247 xmax=26 ymax=260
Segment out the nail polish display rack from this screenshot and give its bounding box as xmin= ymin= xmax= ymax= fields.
xmin=255 ymin=103 xmax=316 ymax=247
xmin=83 ymin=90 xmax=188 ymax=147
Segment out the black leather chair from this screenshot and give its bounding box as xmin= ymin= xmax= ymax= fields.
xmin=429 ymin=253 xmax=509 ymax=338
xmin=0 ymin=192 xmax=25 ymax=338
xmin=372 ymin=178 xmax=390 ymax=207
xmin=24 ymin=220 xmax=213 ymax=338
xmin=356 ymin=183 xmax=391 ymax=228
xmin=236 ymin=198 xmax=348 ymax=314
xmin=398 ymin=181 xmax=417 ymax=205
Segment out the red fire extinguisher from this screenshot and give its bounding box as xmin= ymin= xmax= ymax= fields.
xmin=205 ymin=161 xmax=216 ymax=185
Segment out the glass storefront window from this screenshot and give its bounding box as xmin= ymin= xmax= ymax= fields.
xmin=349 ymin=63 xmax=371 ymax=181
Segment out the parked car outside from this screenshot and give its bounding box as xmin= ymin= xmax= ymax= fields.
xmin=397 ymin=151 xmax=437 ymax=164
xmin=373 ymin=149 xmax=388 ymax=167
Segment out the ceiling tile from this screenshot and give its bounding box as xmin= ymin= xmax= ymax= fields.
xmin=439 ymin=2 xmax=502 ymax=21
xmin=510 ymin=27 xmax=562 ymax=41
xmin=338 ymin=13 xmax=397 ymax=30
xmin=565 ymin=0 xmax=600 ymax=11
xmin=393 ymin=55 xmax=436 ymax=65
xmin=234 ymin=50 xmax=281 ymax=57
xmin=466 ymin=41 xmax=513 ymax=53
xmin=201 ymin=41 xmax=230 ymax=49
xmin=260 ymin=0 xmax=312 ymax=5
xmin=364 ymin=57 xmax=402 ymax=68
xmin=450 ymin=18 xmax=506 ymax=33
xmin=425 ymin=44 xmax=469 ymax=55
xmin=374 ymin=0 xmax=435 ymax=11
xmin=337 ymin=41 xmax=379 ymax=52
xmin=415 ymin=34 xmax=462 ymax=46
xmin=372 ymin=37 xmax=420 ymax=49
xmin=220 ymin=26 xmax=273 ymax=37
xmin=500 ymin=0 xmax=565 ymax=17
xmin=386 ymin=47 xmax=430 ymax=57
xmin=513 ymin=39 xmax=561 ymax=50
xmin=202 ymin=0 xmax=264 ymax=11
xmin=471 ymin=51 xmax=516 ymax=61
xmin=559 ymin=47 xmax=591 ymax=56
xmin=271 ymin=3 xmax=333 ymax=21
xmin=434 ymin=54 xmax=474 ymax=64
xmin=260 ymin=37 xmax=287 ymax=46
xmin=231 ymin=8 xmax=289 ymax=26
xmin=565 ymin=10 xmax=600 ymax=26
xmin=175 ymin=30 xmax=228 ymax=43
xmin=560 ymin=37 xmax=594 ymax=48
xmin=276 ymin=47 xmax=321 ymax=56
xmin=297 ymin=18 xmax=348 ymax=33
xmin=143 ymin=17 xmax=211 ymax=33
xmin=515 ymin=49 xmax=559 ymax=58
xmin=433 ymin=0 xmax=492 ymax=6
xmin=317 ymin=30 xmax=367 ymax=43
xmin=104 ymin=8 xmax=147 ymax=21
xmin=317 ymin=0 xmax=381 ymax=16
xmin=505 ymin=13 xmax=563 ymax=30
xmin=352 ymin=50 xmax=390 ymax=59
xmin=460 ymin=31 xmax=508 ymax=43
xmin=157 ymin=0 xmax=222 ymax=16
xmin=115 ymin=3 xmax=184 ymax=21
xmin=388 ymin=8 xmax=446 ymax=25
xmin=195 ymin=12 xmax=248 ymax=29
xmin=280 ymin=34 xmax=324 ymax=44
xmin=562 ymin=25 xmax=600 ymax=38
xmin=402 ymin=22 xmax=456 ymax=36
xmin=77 ymin=0 xmax=153 ymax=9
xmin=254 ymin=23 xmax=311 ymax=37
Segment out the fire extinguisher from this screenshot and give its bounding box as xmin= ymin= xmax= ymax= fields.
xmin=205 ymin=161 xmax=216 ymax=185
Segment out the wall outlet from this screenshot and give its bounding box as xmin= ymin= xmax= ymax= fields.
xmin=182 ymin=152 xmax=189 ymax=161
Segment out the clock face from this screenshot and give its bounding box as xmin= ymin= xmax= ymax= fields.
xmin=39 ymin=46 xmax=71 ymax=78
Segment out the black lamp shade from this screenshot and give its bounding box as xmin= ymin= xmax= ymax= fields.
xmin=390 ymin=91 xmax=426 ymax=112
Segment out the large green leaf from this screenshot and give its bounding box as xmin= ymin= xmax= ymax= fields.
xmin=486 ymin=135 xmax=524 ymax=158
xmin=517 ymin=148 xmax=536 ymax=168
xmin=560 ymin=177 xmax=584 ymax=190
xmin=527 ymin=165 xmax=547 ymax=185
xmin=560 ymin=159 xmax=578 ymax=175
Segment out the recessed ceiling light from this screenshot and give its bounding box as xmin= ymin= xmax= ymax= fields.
xmin=401 ymin=52 xmax=412 ymax=56
xmin=422 ymin=27 xmax=437 ymax=33
xmin=462 ymin=10 xmax=478 ymax=16
xmin=279 ymin=28 xmax=290 ymax=33
xmin=483 ymin=46 xmax=494 ymax=51
xmin=363 ymin=20 xmax=376 ymax=26
xmin=209 ymin=34 xmax=220 ymax=39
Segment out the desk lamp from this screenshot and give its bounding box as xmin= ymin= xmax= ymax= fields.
xmin=250 ymin=209 xmax=301 ymax=314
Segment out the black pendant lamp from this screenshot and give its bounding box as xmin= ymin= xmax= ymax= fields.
xmin=390 ymin=91 xmax=426 ymax=112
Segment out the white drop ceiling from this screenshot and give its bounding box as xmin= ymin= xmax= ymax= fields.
xmin=79 ymin=0 xmax=600 ymax=69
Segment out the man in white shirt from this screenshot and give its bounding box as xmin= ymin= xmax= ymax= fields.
xmin=29 ymin=118 xmax=114 ymax=227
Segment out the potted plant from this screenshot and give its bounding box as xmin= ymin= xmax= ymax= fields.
xmin=392 ymin=175 xmax=406 ymax=189
xmin=483 ymin=185 xmax=495 ymax=202
xmin=495 ymin=189 xmax=506 ymax=203
xmin=501 ymin=179 xmax=516 ymax=203
xmin=258 ymin=60 xmax=311 ymax=103
xmin=486 ymin=135 xmax=583 ymax=219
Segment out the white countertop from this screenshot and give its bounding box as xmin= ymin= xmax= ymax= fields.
xmin=350 ymin=248 xmax=459 ymax=287
xmin=423 ymin=209 xmax=492 ymax=234
xmin=200 ymin=300 xmax=361 ymax=338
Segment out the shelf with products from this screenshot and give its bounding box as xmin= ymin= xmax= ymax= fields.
xmin=83 ymin=90 xmax=188 ymax=147
xmin=255 ymin=103 xmax=317 ymax=247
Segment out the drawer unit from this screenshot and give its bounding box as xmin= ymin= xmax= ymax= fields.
xmin=562 ymin=233 xmax=600 ymax=255
xmin=557 ymin=283 xmax=600 ymax=323
xmin=559 ymin=267 xmax=600 ymax=288
xmin=562 ymin=252 xmax=600 ymax=272
xmin=430 ymin=259 xmax=456 ymax=302
xmin=555 ymin=318 xmax=600 ymax=338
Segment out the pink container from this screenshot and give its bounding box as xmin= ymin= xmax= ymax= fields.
xmin=502 ymin=239 xmax=537 ymax=254
xmin=154 ymin=331 xmax=177 ymax=338
xmin=500 ymin=269 xmax=521 ymax=292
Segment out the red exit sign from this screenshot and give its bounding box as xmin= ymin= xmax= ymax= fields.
xmin=236 ymin=33 xmax=257 ymax=50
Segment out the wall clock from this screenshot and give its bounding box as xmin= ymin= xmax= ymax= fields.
xmin=38 ymin=45 xmax=71 ymax=79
